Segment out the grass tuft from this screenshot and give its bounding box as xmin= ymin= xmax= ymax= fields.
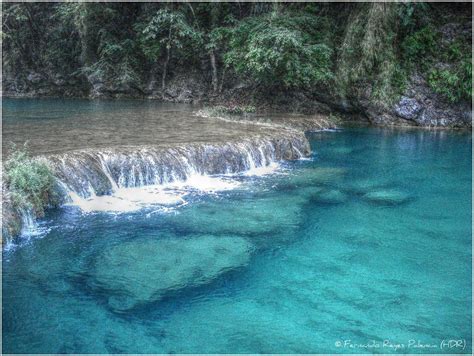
xmin=4 ymin=144 xmax=60 ymax=217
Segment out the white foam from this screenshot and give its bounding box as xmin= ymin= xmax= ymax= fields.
xmin=67 ymin=186 xmax=186 ymax=213
xmin=66 ymin=174 xmax=241 ymax=213
xmin=243 ymin=162 xmax=280 ymax=176
xmin=168 ymin=174 xmax=241 ymax=192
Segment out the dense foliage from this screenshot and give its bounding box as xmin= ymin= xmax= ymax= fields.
xmin=225 ymin=11 xmax=333 ymax=88
xmin=4 ymin=146 xmax=59 ymax=217
xmin=2 ymin=2 xmax=471 ymax=104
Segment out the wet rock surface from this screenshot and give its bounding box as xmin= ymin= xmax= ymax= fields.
xmin=394 ymin=97 xmax=423 ymax=121
xmin=389 ymin=74 xmax=471 ymax=128
xmin=3 ymin=99 xmax=337 ymax=242
xmin=1 ymin=186 xmax=22 ymax=244
xmin=47 ymin=135 xmax=310 ymax=199
xmin=347 ymin=74 xmax=472 ymax=129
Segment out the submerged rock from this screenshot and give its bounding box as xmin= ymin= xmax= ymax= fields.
xmin=169 ymin=193 xmax=307 ymax=236
xmin=362 ymin=189 xmax=412 ymax=205
xmin=327 ymin=146 xmax=354 ymax=155
xmin=48 ymin=134 xmax=310 ymax=199
xmin=280 ymin=167 xmax=347 ymax=188
xmin=345 ymin=179 xmax=385 ymax=195
xmin=91 ymin=235 xmax=253 ymax=311
xmin=312 ymin=189 xmax=347 ymax=204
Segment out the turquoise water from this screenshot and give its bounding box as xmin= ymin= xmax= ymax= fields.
xmin=3 ymin=127 xmax=472 ymax=354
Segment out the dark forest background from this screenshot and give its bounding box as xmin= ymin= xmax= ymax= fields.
xmin=2 ymin=2 xmax=471 ymax=123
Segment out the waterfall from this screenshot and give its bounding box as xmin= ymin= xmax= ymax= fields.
xmin=19 ymin=208 xmax=38 ymax=236
xmin=47 ymin=133 xmax=310 ymax=200
xmin=2 ymin=207 xmax=40 ymax=247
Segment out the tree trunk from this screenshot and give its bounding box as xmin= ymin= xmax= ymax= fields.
xmin=161 ymin=45 xmax=171 ymax=97
xmin=162 ymin=23 xmax=173 ymax=98
xmin=219 ymin=66 xmax=226 ymax=93
xmin=147 ymin=62 xmax=160 ymax=93
xmin=78 ymin=3 xmax=97 ymax=67
xmin=209 ymin=50 xmax=218 ymax=93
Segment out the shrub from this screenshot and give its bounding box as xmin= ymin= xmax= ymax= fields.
xmin=328 ymin=113 xmax=343 ymax=125
xmin=428 ymin=62 xmax=472 ymax=103
xmin=336 ymin=3 xmax=403 ymax=105
xmin=401 ymin=26 xmax=438 ymax=70
xmin=401 ymin=24 xmax=471 ymax=103
xmin=4 ymin=145 xmax=59 ymax=216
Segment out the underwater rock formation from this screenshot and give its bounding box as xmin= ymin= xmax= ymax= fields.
xmin=168 ymin=193 xmax=308 ymax=236
xmin=279 ymin=167 xmax=347 ymax=188
xmin=91 ymin=235 xmax=253 ymax=311
xmin=362 ymin=189 xmax=412 ymax=205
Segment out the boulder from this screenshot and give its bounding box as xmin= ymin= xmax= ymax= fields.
xmin=394 ymin=96 xmax=422 ymax=120
xmin=26 ymin=72 xmax=44 ymax=84
xmin=91 ymin=235 xmax=253 ymax=311
xmin=389 ymin=73 xmax=471 ymax=128
xmin=362 ymin=189 xmax=412 ymax=205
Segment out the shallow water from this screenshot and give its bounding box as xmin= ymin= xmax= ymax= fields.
xmin=2 ymin=124 xmax=472 ymax=353
xmin=2 ymin=98 xmax=323 ymax=156
xmin=2 ymin=99 xmax=284 ymax=155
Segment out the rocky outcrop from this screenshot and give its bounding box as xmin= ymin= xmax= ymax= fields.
xmin=4 ymin=69 xmax=471 ymax=128
xmin=47 ymin=134 xmax=311 ymax=199
xmin=362 ymin=189 xmax=412 ymax=206
xmin=3 ymin=71 xmax=89 ymax=98
xmin=3 ymin=56 xmax=470 ymax=128
xmin=364 ymin=74 xmax=471 ymax=128
xmin=148 ymin=71 xmax=209 ymax=103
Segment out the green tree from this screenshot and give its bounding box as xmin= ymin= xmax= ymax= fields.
xmin=225 ymin=10 xmax=333 ymax=89
xmin=57 ymin=3 xmax=142 ymax=90
xmin=139 ymin=8 xmax=199 ymax=95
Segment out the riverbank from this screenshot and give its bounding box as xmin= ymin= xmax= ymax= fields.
xmin=3 ymin=87 xmax=472 ymax=130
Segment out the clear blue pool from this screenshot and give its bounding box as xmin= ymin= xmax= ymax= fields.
xmin=2 ymin=127 xmax=471 ymax=354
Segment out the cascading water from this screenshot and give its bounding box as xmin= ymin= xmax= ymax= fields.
xmin=2 ymin=206 xmax=44 ymax=248
xmin=18 ymin=208 xmax=39 ymax=236
xmin=48 ymin=133 xmax=310 ymax=202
